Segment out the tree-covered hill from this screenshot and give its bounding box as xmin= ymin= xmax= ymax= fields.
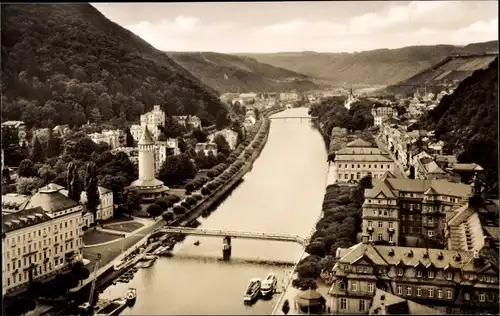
xmin=166 ymin=51 xmax=320 ymax=93
xmin=1 ymin=4 xmax=229 ymax=128
xmin=240 ymin=41 xmax=498 ymax=86
xmin=421 ymin=57 xmax=498 ymax=192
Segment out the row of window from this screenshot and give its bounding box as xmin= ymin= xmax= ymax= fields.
xmin=368 ymin=233 xmax=394 ymax=242
xmin=7 ymin=240 xmax=79 ymax=271
xmin=398 ymin=285 xmax=452 ymax=299
xmin=368 ymin=221 xmax=394 ymax=229
xmin=339 ymin=163 xmax=391 ymax=170
xmin=339 ymin=298 xmax=366 ymax=311
xmin=6 ymin=232 xmax=80 ymax=259
xmin=7 ymin=219 xmax=81 ymax=246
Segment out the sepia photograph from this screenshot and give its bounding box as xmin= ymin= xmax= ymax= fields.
xmin=1 ymin=1 xmax=498 ymax=315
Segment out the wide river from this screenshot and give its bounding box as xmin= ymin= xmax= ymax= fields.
xmin=100 ymin=108 xmax=328 ymax=315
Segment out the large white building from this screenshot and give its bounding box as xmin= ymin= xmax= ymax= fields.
xmin=173 ymin=116 xmax=202 ymax=130
xmin=88 ymin=129 xmax=126 ymax=149
xmin=371 ymin=106 xmax=395 ymax=126
xmin=331 ymin=139 xmax=395 ymax=184
xmin=59 ymin=185 xmax=114 ymax=226
xmin=279 ymin=92 xmax=299 ymax=102
xmin=195 ymin=143 xmax=218 ymax=156
xmin=2 ymin=184 xmax=84 ymax=295
xmin=130 ymin=105 xmax=165 ymax=142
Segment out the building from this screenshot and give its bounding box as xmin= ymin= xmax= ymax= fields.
xmin=362 ymin=176 xmax=471 ymax=247
xmin=372 ymin=107 xmax=395 ymax=126
xmin=129 ymin=124 xmax=143 ymax=143
xmin=195 ymin=143 xmax=218 ymax=156
xmin=344 ymin=88 xmax=358 ymax=110
xmin=414 ymin=157 xmax=448 ymax=180
xmin=328 ymin=237 xmax=499 ymax=315
xmin=2 ymin=184 xmax=85 ymax=295
xmin=125 ymin=126 xmax=169 ymax=203
xmin=52 ymin=125 xmax=70 ymax=137
xmin=208 ymin=128 xmax=238 ymax=150
xmin=369 ymin=289 xmax=443 ymax=315
xmin=279 ymin=92 xmax=299 ymax=102
xmin=88 ymin=129 xmax=126 ymax=149
xmin=139 ymin=105 xmax=165 ymax=141
xmin=333 ymin=139 xmax=395 ymax=184
xmin=59 ymin=185 xmax=114 ymax=222
xmin=154 ymin=134 xmax=180 ymax=173
xmin=2 ymin=193 xmax=30 ymax=213
xmin=2 ymin=121 xmax=27 ymax=145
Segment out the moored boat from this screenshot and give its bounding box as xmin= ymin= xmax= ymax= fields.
xmin=243 ymin=278 xmax=261 ymax=304
xmin=260 ymin=272 xmax=278 ymax=297
xmin=125 ymin=288 xmax=137 ymax=302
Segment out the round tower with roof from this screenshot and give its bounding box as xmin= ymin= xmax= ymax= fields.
xmin=126 ymin=126 xmax=169 ymax=203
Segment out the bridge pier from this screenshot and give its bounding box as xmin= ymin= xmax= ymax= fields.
xmin=222 ymin=236 xmax=232 ymax=261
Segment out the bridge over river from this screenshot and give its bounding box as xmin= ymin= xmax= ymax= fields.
xmin=99 ymin=108 xmax=328 ymax=315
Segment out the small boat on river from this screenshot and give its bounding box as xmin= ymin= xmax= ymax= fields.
xmin=125 ymin=288 xmax=137 ymax=302
xmin=193 ymin=240 xmax=200 ymax=246
xmin=243 ymin=278 xmax=261 ymax=304
xmin=260 ymin=272 xmax=278 ymax=297
xmin=95 ymin=298 xmax=128 ymax=316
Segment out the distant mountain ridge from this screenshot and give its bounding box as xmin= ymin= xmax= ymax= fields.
xmin=166 ymin=51 xmax=320 ymax=93
xmin=1 ymin=4 xmax=229 ymax=128
xmin=239 ymin=41 xmax=498 ymax=86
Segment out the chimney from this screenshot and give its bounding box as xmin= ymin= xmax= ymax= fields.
xmin=362 ymin=234 xmax=370 ymax=244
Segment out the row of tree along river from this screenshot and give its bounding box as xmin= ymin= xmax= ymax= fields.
xmin=99 ymin=108 xmax=328 ymax=315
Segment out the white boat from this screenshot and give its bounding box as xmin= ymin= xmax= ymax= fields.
xmin=125 ymin=288 xmax=137 ymax=302
xmin=143 ymin=254 xmax=158 ymax=261
xmin=77 ymin=302 xmax=92 ymax=312
xmin=243 ymin=278 xmax=261 ymax=303
xmin=260 ymin=272 xmax=278 ymax=297
xmin=113 ymin=260 xmax=127 ymax=271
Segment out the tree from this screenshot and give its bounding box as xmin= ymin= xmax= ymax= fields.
xmin=192 ymin=129 xmax=207 ymax=143
xmin=177 ymin=137 xmax=187 ymax=153
xmin=45 ymin=129 xmax=61 ymax=158
xmin=122 ymin=190 xmax=141 ymax=215
xmin=85 ymin=162 xmax=100 ymax=220
xmin=359 ymin=174 xmax=373 ymax=189
xmin=71 ymin=261 xmax=90 ymax=285
xmin=31 ymin=136 xmax=44 ymax=163
xmin=124 ymin=126 xmax=135 ymax=147
xmin=67 ymin=162 xmax=83 ymax=203
xmin=2 ymin=168 xmax=11 ymax=182
xmin=18 ymin=158 xmax=34 ymax=177
xmin=38 ymin=164 xmax=56 ymax=184
xmin=4 ymin=297 xmax=36 ymax=315
xmin=16 ymin=177 xmax=44 ymax=195
xmin=162 ymin=210 xmax=175 ymax=222
xmin=213 ymin=134 xmax=231 ymax=156
xmin=146 ymin=203 xmax=163 ymax=220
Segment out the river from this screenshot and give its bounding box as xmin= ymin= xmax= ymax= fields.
xmin=99 ymin=108 xmax=328 ymax=315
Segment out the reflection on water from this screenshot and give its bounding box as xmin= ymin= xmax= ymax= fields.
xmin=100 ymin=108 xmax=328 ymax=315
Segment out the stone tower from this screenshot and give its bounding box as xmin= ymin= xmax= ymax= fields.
xmin=138 ymin=125 xmax=155 ymax=181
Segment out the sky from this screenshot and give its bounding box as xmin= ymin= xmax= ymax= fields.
xmin=92 ymin=1 xmax=498 ymax=53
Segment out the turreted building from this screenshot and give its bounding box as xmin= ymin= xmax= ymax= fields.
xmin=126 ymin=126 xmax=169 ymax=203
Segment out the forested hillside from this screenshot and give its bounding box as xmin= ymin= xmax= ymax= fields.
xmin=167 ymin=51 xmax=320 ymax=93
xmin=241 ymin=41 xmax=498 ymax=86
xmin=421 ymin=57 xmax=498 ymax=192
xmin=1 ymin=4 xmax=230 ymax=128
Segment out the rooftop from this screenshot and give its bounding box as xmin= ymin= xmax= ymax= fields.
xmin=366 ymin=178 xmax=471 ymax=199
xmin=3 ymin=206 xmax=53 ymax=234
xmin=138 ymin=125 xmax=154 ymax=145
xmin=25 ymin=183 xmax=80 ymax=214
xmin=369 ymin=289 xmax=443 ymax=315
xmin=347 ymin=138 xmax=373 ymax=148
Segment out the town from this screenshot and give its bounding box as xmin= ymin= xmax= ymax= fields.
xmin=1 ymin=2 xmax=498 ymax=316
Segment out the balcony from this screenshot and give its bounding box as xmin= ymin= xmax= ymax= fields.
xmin=367 ymin=226 xmax=374 ymax=232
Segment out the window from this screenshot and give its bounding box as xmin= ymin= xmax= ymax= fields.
xmin=340 ymin=298 xmax=347 ymax=310
xmin=417 ymin=288 xmax=422 ymax=296
xmin=359 ymin=300 xmax=366 ymax=312
xmin=374 ymin=164 xmax=377 ymax=169
xmin=479 ymin=293 xmax=485 ymax=302
xmin=389 ymin=222 xmax=393 ymax=228
xmin=389 ymin=235 xmax=393 ymax=242
xmin=397 ymin=268 xmax=404 ymax=276
xmin=438 ymin=290 xmax=442 ymax=298
xmin=378 ymin=233 xmax=383 ymax=241
xmin=409 ymin=227 xmax=413 ymax=233
xmin=446 ymin=272 xmax=452 ymax=280
xmin=428 ymin=271 xmax=434 ymax=278
xmin=409 ymin=215 xmax=413 ymax=221
xmin=416 ymin=270 xmax=422 ymax=277
xmin=464 ymin=293 xmax=470 ymax=300
xmin=368 ymin=221 xmax=373 ymax=227
xmin=368 ymin=233 xmax=373 ymax=241
xmin=428 ymin=217 xmax=434 ymax=223
xmin=397 ymin=286 xmax=402 ymax=295
xmin=378 ymin=221 xmax=383 ymax=228
xmin=447 ymin=290 xmax=452 ymax=299
xmin=428 ymin=230 xmax=434 ymax=238
xmin=407 ymin=287 xmax=412 ymax=295
xmin=402 ymin=215 xmax=406 ymax=220
xmin=339 ymin=281 xmax=346 ymax=290
xmin=368 ymin=283 xmax=374 ymax=293
xmin=429 ymin=288 xmax=434 ymax=297
xmin=352 ymin=281 xmax=358 ymax=292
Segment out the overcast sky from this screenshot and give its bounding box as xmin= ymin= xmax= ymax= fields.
xmin=92 ymin=1 xmax=498 ymax=53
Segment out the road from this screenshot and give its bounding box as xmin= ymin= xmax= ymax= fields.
xmin=374 ymin=136 xmax=407 ymax=179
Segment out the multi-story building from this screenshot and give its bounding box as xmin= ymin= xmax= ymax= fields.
xmin=329 ymin=238 xmax=499 ymax=315
xmin=208 ymin=128 xmax=239 ymax=150
xmin=414 ymin=157 xmax=448 ymax=180
xmin=88 ymin=129 xmax=126 ymax=149
xmin=52 ymin=125 xmax=70 ymax=137
xmin=2 ymin=184 xmax=84 ymax=295
xmin=139 ymin=105 xmax=165 ymax=141
xmin=371 ymin=107 xmax=395 ymax=126
xmin=59 ymin=185 xmax=114 ymax=222
xmin=1 ymin=121 xmax=27 ymax=145
xmin=333 ymin=139 xmax=394 ymax=183
xmin=195 ymin=143 xmax=218 ymax=156
xmin=172 ymin=115 xmax=202 ymax=130
xmin=362 ymin=175 xmax=471 ymax=247
xmin=369 ymin=288 xmax=443 ymax=314
xmin=129 ymin=124 xmax=143 ymax=143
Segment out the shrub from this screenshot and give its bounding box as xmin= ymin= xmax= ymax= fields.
xmin=173 ymin=205 xmax=186 ymax=215
xmin=180 ymin=201 xmax=189 ymax=208
xmin=192 ymin=194 xmax=203 ymax=201
xmin=207 ymin=170 xmax=215 ymax=178
xmin=161 ymin=210 xmax=175 ymax=222
xmin=185 ymin=196 xmax=197 ymax=205
xmin=185 ymin=183 xmax=195 ymax=192
xmin=201 ymin=187 xmax=212 ymax=195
